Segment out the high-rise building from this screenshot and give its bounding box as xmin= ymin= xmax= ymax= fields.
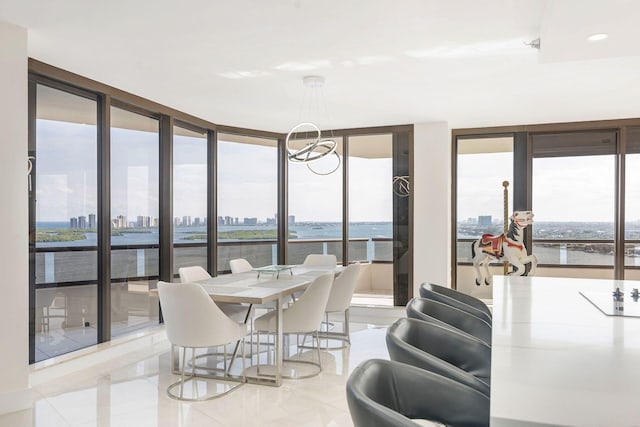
xmin=182 ymin=216 xmax=191 ymax=227
xmin=78 ymin=216 xmax=87 ymax=229
xmin=88 ymin=213 xmax=96 ymax=229
xmin=478 ymin=215 xmax=492 ymax=227
xmin=244 ymin=217 xmax=257 ymax=225
xmin=193 ymin=217 xmax=200 ymax=226
xmin=217 ymin=216 xmax=224 ymax=225
xmin=224 ymin=216 xmax=233 ymax=225
xmin=234 ymin=217 xmax=239 ymax=225
xmin=115 ymin=215 xmax=127 ymax=229
xmin=70 ymin=217 xmax=78 ymax=229
xmin=174 ymin=217 xmax=181 ymax=227
xmin=288 ymin=215 xmax=296 ymax=225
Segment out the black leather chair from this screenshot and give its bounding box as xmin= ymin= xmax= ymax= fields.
xmin=420 ymin=282 xmax=492 ymax=320
xmin=386 ymin=318 xmax=490 ymax=396
xmin=406 ymin=298 xmax=492 ymax=346
xmin=346 ymin=359 xmax=489 ymax=427
xmin=420 ymin=287 xmax=492 ymax=324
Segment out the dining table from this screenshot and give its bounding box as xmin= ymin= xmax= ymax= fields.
xmin=490 ymin=275 xmax=640 ymax=426
xmin=169 ymin=265 xmax=340 ymax=387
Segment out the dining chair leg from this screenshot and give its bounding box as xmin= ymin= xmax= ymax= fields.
xmin=345 ymin=309 xmax=351 ymax=345
xmin=180 ymin=346 xmax=187 ymax=399
xmin=315 ymin=331 xmax=322 ymax=370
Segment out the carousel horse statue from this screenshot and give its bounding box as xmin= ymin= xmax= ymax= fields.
xmin=471 ymin=210 xmax=538 ymax=286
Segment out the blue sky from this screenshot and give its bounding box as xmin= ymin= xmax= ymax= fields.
xmin=35 ymin=120 xmax=392 ymax=223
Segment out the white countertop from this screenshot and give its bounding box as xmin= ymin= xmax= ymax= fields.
xmin=491 ymin=275 xmax=640 ymax=427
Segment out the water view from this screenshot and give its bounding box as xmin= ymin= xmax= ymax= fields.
xmin=36 ymin=221 xmax=393 ymax=248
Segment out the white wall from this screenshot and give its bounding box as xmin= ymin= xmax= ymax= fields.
xmin=413 ymin=122 xmax=451 ymax=295
xmin=0 ymin=21 xmax=31 ymax=415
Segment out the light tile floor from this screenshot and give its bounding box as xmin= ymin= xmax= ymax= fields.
xmin=4 ymin=322 xmax=394 ymax=427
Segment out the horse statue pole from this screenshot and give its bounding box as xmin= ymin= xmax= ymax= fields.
xmin=503 ymin=181 xmax=509 ymax=275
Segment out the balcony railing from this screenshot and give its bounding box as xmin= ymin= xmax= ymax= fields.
xmin=34 ymin=237 xmax=394 ymax=287
xmin=457 ymin=237 xmax=640 ymax=269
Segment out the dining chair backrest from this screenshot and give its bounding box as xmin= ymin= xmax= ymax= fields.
xmin=229 ymin=258 xmax=253 ymax=274
xmin=283 ymin=272 xmax=334 ymax=333
xmin=303 ymin=254 xmax=337 ymax=268
xmin=406 ymin=298 xmax=492 ymax=346
xmin=420 ymin=288 xmax=492 ymax=324
xmin=386 ymin=318 xmax=491 ymax=396
xmin=157 ymin=281 xmax=245 ymax=348
xmin=325 ymin=262 xmax=361 ymax=312
xmin=178 ymin=266 xmax=211 ymax=283
xmin=346 ymin=359 xmax=489 ymax=427
xmin=420 ymin=282 xmax=491 ymax=319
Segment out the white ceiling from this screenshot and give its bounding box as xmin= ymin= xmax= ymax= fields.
xmin=2 ymin=0 xmax=639 ymax=133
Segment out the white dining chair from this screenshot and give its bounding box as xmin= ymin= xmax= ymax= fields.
xmin=157 ymin=281 xmax=247 ymax=401
xmin=178 ymin=266 xmax=250 ymax=323
xmin=253 ymin=273 xmax=334 ymax=378
xmin=229 ymin=258 xmax=253 ymax=274
xmin=303 ymin=254 xmax=337 ymax=268
xmin=321 ymin=262 xmax=361 ymax=347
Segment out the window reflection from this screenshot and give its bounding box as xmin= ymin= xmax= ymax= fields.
xmin=217 ymin=133 xmax=278 ymax=271
xmin=173 ymin=126 xmax=208 ymax=273
xmin=110 ymin=106 xmax=159 ymax=338
xmin=34 ymin=84 xmax=98 ymax=361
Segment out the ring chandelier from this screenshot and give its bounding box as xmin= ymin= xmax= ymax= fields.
xmin=285 ymin=76 xmax=341 ymax=176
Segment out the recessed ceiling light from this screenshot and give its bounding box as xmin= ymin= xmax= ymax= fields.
xmin=587 ymin=33 xmax=608 ymax=42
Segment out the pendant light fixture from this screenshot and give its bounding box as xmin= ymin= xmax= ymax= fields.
xmin=285 ymin=75 xmax=340 ymax=175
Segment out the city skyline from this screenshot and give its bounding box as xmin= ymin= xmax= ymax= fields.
xmin=35 ymin=119 xmax=394 ymax=223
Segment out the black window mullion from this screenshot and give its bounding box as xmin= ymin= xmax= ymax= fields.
xmin=208 ymin=129 xmax=217 ymax=275
xmin=342 ymin=135 xmax=349 ymax=265
xmin=28 ymin=77 xmax=37 ymax=363
xmin=278 ymin=136 xmax=288 ymax=265
xmin=159 ymin=115 xmax=174 ymax=283
xmin=97 ymin=94 xmax=111 ymax=343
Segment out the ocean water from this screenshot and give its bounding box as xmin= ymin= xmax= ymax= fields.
xmin=35 ymin=222 xmax=393 ymax=248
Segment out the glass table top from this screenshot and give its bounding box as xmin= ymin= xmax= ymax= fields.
xmin=251 ymin=265 xmax=296 ymax=278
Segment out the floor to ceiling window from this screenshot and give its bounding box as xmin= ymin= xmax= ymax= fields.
xmin=173 ymin=125 xmax=208 ymax=274
xmin=110 ymin=106 xmax=160 ymax=338
xmin=453 ymin=127 xmax=637 ymax=285
xmin=348 ymin=134 xmax=393 ymax=302
xmin=531 ymin=131 xmax=616 ymax=279
xmin=624 ymin=127 xmax=640 ymax=279
xmin=217 ymin=133 xmax=279 ymax=272
xmin=32 ymin=84 xmax=98 ymax=362
xmin=287 ymin=138 xmax=344 ymax=265
xmin=29 ymin=62 xmax=413 ymax=363
xmin=455 ymin=136 xmax=514 ymax=292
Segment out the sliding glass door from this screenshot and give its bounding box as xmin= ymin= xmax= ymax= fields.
xmin=32 ymin=84 xmax=98 ymax=362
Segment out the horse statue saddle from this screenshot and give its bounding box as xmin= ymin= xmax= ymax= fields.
xmin=478 ymin=233 xmax=506 ymax=259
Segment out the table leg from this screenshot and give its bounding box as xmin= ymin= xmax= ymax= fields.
xmin=228 ymin=304 xmax=253 ymax=370
xmin=275 ymin=295 xmax=283 ymax=386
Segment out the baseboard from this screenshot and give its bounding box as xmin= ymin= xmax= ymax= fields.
xmin=0 ymin=388 xmax=32 ymax=416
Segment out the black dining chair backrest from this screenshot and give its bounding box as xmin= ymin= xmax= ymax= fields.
xmin=406 ymin=298 xmax=492 ymax=346
xmin=386 ymin=318 xmax=490 ymax=396
xmin=420 ymin=287 xmax=492 ymax=324
xmin=346 ymin=359 xmax=490 ymax=427
xmin=420 ymin=282 xmax=492 ymax=319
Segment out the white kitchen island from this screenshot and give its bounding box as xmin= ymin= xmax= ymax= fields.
xmin=491 ymin=275 xmax=640 ymax=426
